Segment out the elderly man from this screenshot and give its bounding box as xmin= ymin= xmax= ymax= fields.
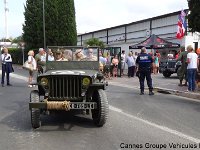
xmin=85 ymin=48 xmax=97 ymax=61
xmin=35 ymin=48 xmax=46 ymax=73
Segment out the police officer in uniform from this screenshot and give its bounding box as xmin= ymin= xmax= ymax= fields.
xmin=136 ymin=47 xmax=154 ymax=95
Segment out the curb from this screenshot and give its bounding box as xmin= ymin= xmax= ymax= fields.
xmin=154 ymin=87 xmax=200 ymax=100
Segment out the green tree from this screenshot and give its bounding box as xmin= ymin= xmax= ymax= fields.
xmin=23 ymin=0 xmax=77 ymax=49
xmin=56 ymin=0 xmax=77 ymax=45
xmin=23 ymin=0 xmax=43 ymax=49
xmin=187 ymin=0 xmax=200 ymax=32
xmin=85 ymin=38 xmax=105 ymax=49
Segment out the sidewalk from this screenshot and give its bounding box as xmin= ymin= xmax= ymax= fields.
xmin=107 ymin=74 xmax=200 ymax=100
xmin=2 ymin=64 xmax=200 ymax=100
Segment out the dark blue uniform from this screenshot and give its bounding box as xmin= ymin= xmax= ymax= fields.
xmin=136 ymin=53 xmax=153 ymax=94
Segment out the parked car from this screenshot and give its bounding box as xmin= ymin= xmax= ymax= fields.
xmin=29 ymin=46 xmax=109 ymax=128
xmin=159 ymin=59 xmax=181 ymax=78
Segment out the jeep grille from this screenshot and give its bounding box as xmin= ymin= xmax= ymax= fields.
xmin=167 ymin=61 xmax=176 ymax=68
xmin=49 ymin=76 xmax=82 ymax=100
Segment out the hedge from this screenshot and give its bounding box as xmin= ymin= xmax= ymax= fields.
xmin=8 ymin=48 xmax=38 ymax=65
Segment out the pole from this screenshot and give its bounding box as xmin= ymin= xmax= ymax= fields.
xmin=4 ymin=0 xmax=8 ymax=40
xmin=20 ymin=42 xmax=25 ymax=65
xmin=43 ymin=0 xmax=46 ymax=50
xmin=22 ymin=47 xmax=25 ymax=65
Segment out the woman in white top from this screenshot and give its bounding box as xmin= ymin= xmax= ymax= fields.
xmin=1 ymin=47 xmax=13 ymax=87
xmin=186 ymin=45 xmax=199 ymax=92
xmin=28 ymin=50 xmax=37 ymax=87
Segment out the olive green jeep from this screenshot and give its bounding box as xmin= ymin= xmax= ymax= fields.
xmin=29 ymin=46 xmax=108 ymax=128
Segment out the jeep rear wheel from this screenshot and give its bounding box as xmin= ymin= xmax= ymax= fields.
xmin=30 ymin=90 xmax=41 ymax=129
xmin=163 ymin=71 xmax=171 ymax=78
xmin=92 ymin=89 xmax=109 ymax=127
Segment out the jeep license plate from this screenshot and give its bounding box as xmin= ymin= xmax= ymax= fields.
xmin=70 ymin=103 xmax=95 ymax=109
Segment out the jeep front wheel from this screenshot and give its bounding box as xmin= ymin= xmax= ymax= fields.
xmin=92 ymin=89 xmax=109 ymax=127
xmin=30 ymin=90 xmax=41 ymax=129
xmin=163 ymin=71 xmax=171 ymax=78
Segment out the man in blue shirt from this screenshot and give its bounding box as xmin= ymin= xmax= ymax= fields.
xmin=136 ymin=47 xmax=154 ymax=95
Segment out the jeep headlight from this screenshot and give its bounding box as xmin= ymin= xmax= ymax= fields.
xmin=40 ymin=78 xmax=48 ymax=86
xmin=82 ymin=77 xmax=90 ymax=86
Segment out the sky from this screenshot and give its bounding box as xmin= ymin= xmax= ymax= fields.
xmin=0 ymin=0 xmax=188 ymax=39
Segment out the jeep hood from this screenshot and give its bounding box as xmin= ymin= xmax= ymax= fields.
xmin=43 ymin=70 xmax=98 ymax=77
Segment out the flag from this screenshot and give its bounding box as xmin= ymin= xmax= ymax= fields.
xmin=176 ymin=10 xmax=187 ymax=39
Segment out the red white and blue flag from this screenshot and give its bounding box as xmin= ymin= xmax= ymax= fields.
xmin=176 ymin=10 xmax=187 ymax=39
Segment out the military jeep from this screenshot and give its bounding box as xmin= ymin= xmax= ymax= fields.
xmin=159 ymin=59 xmax=181 ymax=78
xmin=29 ymin=46 xmax=109 ymax=129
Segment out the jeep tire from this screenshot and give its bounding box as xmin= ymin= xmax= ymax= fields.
xmin=163 ymin=71 xmax=171 ymax=78
xmin=92 ymin=89 xmax=109 ymax=127
xmin=30 ymin=90 xmax=41 ymax=129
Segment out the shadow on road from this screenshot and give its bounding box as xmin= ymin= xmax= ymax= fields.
xmin=0 ymin=101 xmax=99 ymax=133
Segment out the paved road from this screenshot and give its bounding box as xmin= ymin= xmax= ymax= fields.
xmin=1 ymin=67 xmax=200 ymax=150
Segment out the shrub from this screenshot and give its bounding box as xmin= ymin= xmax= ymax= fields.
xmin=8 ymin=48 xmax=38 ymax=65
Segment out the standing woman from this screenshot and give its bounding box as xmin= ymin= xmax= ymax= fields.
xmin=28 ymin=50 xmax=37 ymax=87
xmin=186 ymin=45 xmax=199 ymax=92
xmin=112 ymin=54 xmax=119 ymax=77
xmin=153 ymin=53 xmax=159 ymax=74
xmin=104 ymin=52 xmax=112 ymax=79
xmin=1 ymin=47 xmax=13 ymax=87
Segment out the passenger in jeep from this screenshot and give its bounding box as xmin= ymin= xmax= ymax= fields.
xmin=73 ymin=49 xmax=85 ymax=61
xmin=85 ymin=48 xmax=97 ymax=61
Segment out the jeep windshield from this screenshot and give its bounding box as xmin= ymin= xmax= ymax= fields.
xmin=46 ymin=47 xmax=98 ymax=62
xmin=45 ymin=46 xmax=99 ymax=71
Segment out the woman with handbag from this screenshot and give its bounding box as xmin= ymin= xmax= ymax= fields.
xmin=1 ymin=47 xmax=13 ymax=87
xmin=27 ymin=50 xmax=37 ymax=87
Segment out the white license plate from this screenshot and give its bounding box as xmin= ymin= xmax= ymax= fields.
xmin=70 ymin=103 xmax=95 ymax=109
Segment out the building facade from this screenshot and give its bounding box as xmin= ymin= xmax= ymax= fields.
xmin=77 ymin=10 xmax=200 ymax=52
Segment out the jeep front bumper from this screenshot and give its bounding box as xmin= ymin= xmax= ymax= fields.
xmin=29 ymin=101 xmax=97 ymax=111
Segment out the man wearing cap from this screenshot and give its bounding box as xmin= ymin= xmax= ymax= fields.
xmin=74 ymin=49 xmax=85 ymax=61
xmin=55 ymin=50 xmax=64 ymax=61
xmin=35 ymin=48 xmax=46 ymax=73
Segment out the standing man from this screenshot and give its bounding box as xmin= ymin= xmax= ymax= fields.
xmin=176 ymin=46 xmax=188 ymax=86
xmin=1 ymin=47 xmax=13 ymax=87
xmin=35 ymin=48 xmax=46 ymax=74
xmin=121 ymin=50 xmax=126 ymax=76
xmin=85 ymin=48 xmax=97 ymax=61
xmin=126 ymin=52 xmax=136 ymax=77
xmin=186 ymin=45 xmax=199 ymax=92
xmin=136 ymin=47 xmax=154 ymax=95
